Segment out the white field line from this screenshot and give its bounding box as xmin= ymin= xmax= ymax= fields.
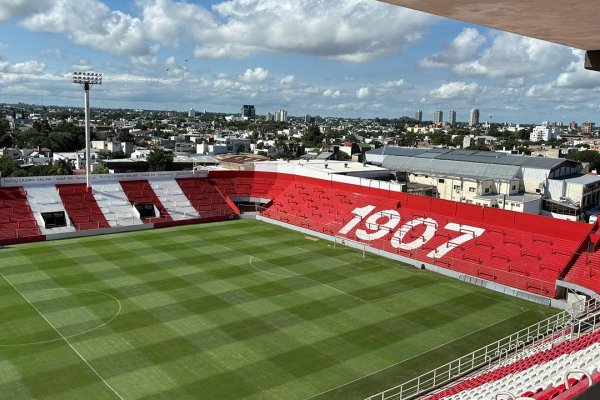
xmin=0 ymin=272 xmax=125 ymax=400
xmin=248 ymin=256 xmax=367 ymax=303
xmin=302 ymin=309 xmax=529 ymax=400
xmin=443 ymin=283 xmax=531 ymax=312
xmin=366 ymin=282 xmax=442 ymax=303
xmin=0 ymin=288 xmax=122 ymax=347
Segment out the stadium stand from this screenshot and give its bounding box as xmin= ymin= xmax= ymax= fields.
xmin=0 ymin=168 xmax=596 ymax=302
xmin=0 ymin=186 xmax=42 ymax=243
xmin=564 ymin=253 xmax=600 ymax=296
xmin=120 ymin=179 xmax=173 ymax=223
xmin=208 ymin=170 xmax=592 ymax=298
xmin=147 ymin=178 xmax=200 ymax=221
xmin=91 ymin=180 xmax=144 ymax=227
xmin=1 ymin=167 xmax=600 ymax=400
xmin=176 ymin=177 xmax=239 ymax=219
xmin=428 ymin=330 xmax=600 ymax=400
xmin=57 ymin=183 xmax=110 ymax=230
xmin=26 ymin=184 xmax=76 ymax=234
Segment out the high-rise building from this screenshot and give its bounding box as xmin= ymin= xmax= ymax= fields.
xmin=569 ymin=121 xmax=578 ymax=131
xmin=275 ymin=109 xmax=288 ymax=122
xmin=241 ymin=105 xmax=256 ymax=120
xmin=434 ymin=110 xmax=443 ymax=125
xmin=448 ymin=110 xmax=456 ymax=125
xmin=470 ymin=108 xmax=480 ymax=126
xmin=582 ymin=121 xmax=595 ymax=134
xmin=530 ymin=123 xmax=561 ymax=142
xmin=188 ymin=108 xmax=196 ymax=118
xmin=415 ymin=110 xmax=423 ymax=122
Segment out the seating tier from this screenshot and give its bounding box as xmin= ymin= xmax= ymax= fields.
xmin=56 ymin=184 xmax=110 ymax=230
xmin=0 ymin=187 xmax=41 ymax=241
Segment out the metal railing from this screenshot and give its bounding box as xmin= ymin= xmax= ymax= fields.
xmin=365 ymin=299 xmax=599 ymax=400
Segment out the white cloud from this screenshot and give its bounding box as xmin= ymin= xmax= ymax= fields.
xmin=184 ymin=0 xmax=436 ymax=62
xmin=239 ymin=67 xmax=270 ymax=82
xmin=21 ymin=0 xmax=150 ymax=56
xmin=356 ymin=87 xmax=370 ymax=99
xmin=453 ymin=32 xmax=572 ymax=79
xmin=131 ymin=44 xmax=160 ymax=66
xmin=421 ymin=28 xmax=485 ymax=68
xmin=39 ymin=48 xmax=62 ymax=59
xmin=554 ymin=51 xmax=600 ymax=89
xmin=140 ymin=0 xmax=215 ymax=45
xmin=323 ymin=89 xmax=341 ymax=98
xmin=0 ymin=60 xmax=45 ymax=75
xmin=376 ymin=79 xmax=411 ymax=95
xmin=279 ymin=75 xmax=295 ymax=86
xmin=429 ymin=81 xmax=479 ymax=100
xmin=505 ymin=77 xmax=524 ymax=88
xmin=72 ymin=59 xmax=92 ymax=71
xmin=0 ymin=0 xmax=49 ymax=22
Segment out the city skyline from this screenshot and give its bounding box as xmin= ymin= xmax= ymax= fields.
xmin=0 ymin=0 xmax=599 ymax=124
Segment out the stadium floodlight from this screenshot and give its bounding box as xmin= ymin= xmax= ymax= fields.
xmin=72 ymin=71 xmax=103 ymax=192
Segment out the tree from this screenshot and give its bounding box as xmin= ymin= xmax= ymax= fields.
xmin=0 ymin=156 xmax=19 ymax=177
xmin=147 ymin=148 xmax=173 ymax=171
xmin=565 ymin=150 xmax=600 ymax=171
xmin=51 ymin=158 xmax=73 ymax=175
xmin=92 ymin=166 xmax=110 ymax=174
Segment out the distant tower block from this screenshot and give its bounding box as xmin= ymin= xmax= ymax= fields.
xmin=470 ymin=108 xmax=480 ymax=126
xmin=415 ymin=110 xmax=423 ymax=122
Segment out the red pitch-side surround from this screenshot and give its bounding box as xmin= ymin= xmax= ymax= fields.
xmin=120 ymin=180 xmax=173 ymax=223
xmin=56 ymin=184 xmax=110 ymax=230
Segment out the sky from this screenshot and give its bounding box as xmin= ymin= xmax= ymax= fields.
xmin=0 ymin=0 xmax=599 ymax=124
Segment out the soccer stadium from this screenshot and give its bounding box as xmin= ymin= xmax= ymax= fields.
xmin=3 ymin=1 xmax=600 ymax=399
xmin=0 ymin=163 xmax=599 ymax=400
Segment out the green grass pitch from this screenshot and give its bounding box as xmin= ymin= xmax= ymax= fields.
xmin=0 ymin=219 xmax=557 ymax=399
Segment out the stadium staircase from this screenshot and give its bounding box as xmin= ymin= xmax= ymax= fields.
xmin=120 ymin=180 xmax=172 ymax=223
xmin=92 ymin=181 xmax=143 ymax=227
xmin=0 ymin=187 xmax=41 ymax=243
xmin=56 ymin=184 xmax=110 ymax=231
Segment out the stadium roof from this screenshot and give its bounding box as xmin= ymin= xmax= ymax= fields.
xmin=379 ymin=0 xmax=600 ymax=55
xmin=379 ymin=1 xmax=600 ymax=71
xmin=382 ymin=156 xmax=521 ymax=181
xmin=368 ymin=147 xmax=569 ymax=170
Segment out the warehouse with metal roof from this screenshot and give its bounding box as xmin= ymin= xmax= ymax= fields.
xmin=366 ymin=147 xmax=596 ymax=220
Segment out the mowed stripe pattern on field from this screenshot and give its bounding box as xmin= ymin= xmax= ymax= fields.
xmin=0 ymin=220 xmax=556 ymax=400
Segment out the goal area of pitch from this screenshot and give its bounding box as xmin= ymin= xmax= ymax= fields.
xmin=332 ymin=236 xmax=367 ymax=258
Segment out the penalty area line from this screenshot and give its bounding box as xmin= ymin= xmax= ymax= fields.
xmin=0 ymin=272 xmax=125 ymax=400
xmin=302 ymin=309 xmax=528 ymax=400
xmin=248 ymin=256 xmax=368 ymax=303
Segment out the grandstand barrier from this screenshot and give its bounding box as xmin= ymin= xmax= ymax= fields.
xmin=364 ymin=298 xmax=599 ymax=400
xmin=45 ymin=223 xmax=153 ymax=241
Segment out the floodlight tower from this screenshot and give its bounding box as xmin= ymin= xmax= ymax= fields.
xmin=72 ymin=71 xmax=102 ymax=192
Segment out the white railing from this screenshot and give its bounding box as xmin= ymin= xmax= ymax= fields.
xmin=365 ymin=299 xmax=599 ymax=400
